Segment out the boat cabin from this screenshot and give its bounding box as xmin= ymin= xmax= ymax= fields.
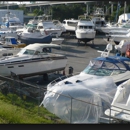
xmin=17 ymin=43 xmax=61 ymax=56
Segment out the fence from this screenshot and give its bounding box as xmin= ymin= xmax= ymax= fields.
xmin=0 ymin=74 xmax=128 ymax=124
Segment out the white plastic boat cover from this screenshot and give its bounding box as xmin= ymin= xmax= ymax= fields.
xmin=115 ymin=39 xmax=130 ymax=53
xmin=40 ymin=76 xmax=117 ymax=123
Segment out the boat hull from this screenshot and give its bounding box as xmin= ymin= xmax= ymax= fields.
xmin=19 ymin=35 xmax=52 ymax=44
xmin=0 ymin=58 xmax=67 ymax=78
xmin=76 ymin=30 xmax=96 ymax=42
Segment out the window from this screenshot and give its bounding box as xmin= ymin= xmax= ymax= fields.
xmin=62 ymin=21 xmax=66 ymax=24
xmin=67 ymin=21 xmax=78 ymax=27
xmin=38 ymin=26 xmax=43 ymax=29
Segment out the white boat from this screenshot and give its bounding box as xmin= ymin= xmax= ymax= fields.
xmin=0 ymin=43 xmax=67 ymax=78
xmin=0 ymin=36 xmax=26 ymax=57
xmin=52 ymin=19 xmax=66 ymax=34
xmin=0 ymin=29 xmax=18 ymax=40
xmin=1 ymin=11 xmax=24 ymax=31
xmin=37 ymin=21 xmax=63 ymax=37
xmin=75 ymin=19 xmax=96 ymax=44
xmin=18 ymin=27 xmax=52 ymax=44
xmin=62 ymin=18 xmax=79 ymax=34
xmin=93 ymin=8 xmax=105 ymax=16
xmin=100 ymin=20 xmax=130 ymax=34
xmin=51 ymin=37 xmax=64 ymax=45
xmin=108 ymin=29 xmax=130 ymax=35
xmin=105 ymin=78 xmax=130 ymax=123
xmin=46 ymin=43 xmax=130 ymax=91
xmin=110 ymin=31 xmax=130 ymax=45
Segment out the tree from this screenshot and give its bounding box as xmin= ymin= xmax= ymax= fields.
xmin=18 ymin=5 xmax=28 ymax=15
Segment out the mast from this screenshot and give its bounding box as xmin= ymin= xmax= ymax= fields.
xmin=124 ymin=1 xmax=126 ymax=21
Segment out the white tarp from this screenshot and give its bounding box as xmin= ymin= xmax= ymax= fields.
xmin=115 ymin=39 xmax=130 ymax=53
xmin=118 ymin=13 xmax=130 ymax=23
xmin=40 ymin=76 xmax=117 ymax=123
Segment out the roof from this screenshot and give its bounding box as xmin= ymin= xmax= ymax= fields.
xmin=24 ymin=43 xmax=61 ymax=51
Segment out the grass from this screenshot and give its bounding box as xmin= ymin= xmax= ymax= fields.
xmin=0 ymin=92 xmax=66 ymax=124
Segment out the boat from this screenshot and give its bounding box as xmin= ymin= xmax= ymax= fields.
xmin=51 ymin=37 xmax=64 ymax=45
xmin=0 ymin=36 xmax=26 ymax=57
xmin=62 ymin=18 xmax=79 ymax=34
xmin=37 ymin=21 xmax=63 ymax=37
xmin=1 ymin=11 xmax=24 ymax=31
xmin=0 ymin=43 xmax=67 ymax=78
xmin=109 ymin=31 xmax=130 ymax=45
xmin=0 ymin=28 xmax=18 ymax=40
xmin=93 ymin=8 xmax=105 ymax=16
xmin=52 ymin=19 xmax=66 ymax=34
xmin=46 ymin=43 xmax=130 ymax=91
xmin=18 ymin=26 xmax=52 ymax=44
xmin=75 ymin=18 xmax=96 ymax=44
xmin=105 ymin=78 xmax=130 ymax=123
xmin=41 ymin=76 xmax=117 ymax=124
xmin=106 ymin=29 xmax=130 ymax=36
xmin=100 ymin=21 xmax=130 ymax=34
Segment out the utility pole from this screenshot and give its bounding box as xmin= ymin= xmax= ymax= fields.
xmin=124 ymin=1 xmax=126 ymax=21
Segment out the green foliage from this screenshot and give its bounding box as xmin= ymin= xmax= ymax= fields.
xmin=33 ymin=9 xmax=44 ymax=16
xmin=52 ymin=4 xmax=85 ymax=21
xmin=0 ymin=92 xmax=66 ymax=124
xmin=18 ymin=6 xmax=28 ymax=15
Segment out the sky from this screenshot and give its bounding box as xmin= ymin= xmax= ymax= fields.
xmin=6 ymin=1 xmax=42 ymax=4
xmin=8 ymin=1 xmax=31 ymax=4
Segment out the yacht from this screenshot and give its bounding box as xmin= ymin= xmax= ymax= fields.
xmin=105 ymin=78 xmax=130 ymax=123
xmin=1 ymin=11 xmax=24 ymax=31
xmin=0 ymin=36 xmax=26 ymax=57
xmin=18 ymin=26 xmax=52 ymax=44
xmin=37 ymin=21 xmax=63 ymax=37
xmin=110 ymin=31 xmax=130 ymax=45
xmin=75 ymin=18 xmax=96 ymax=44
xmin=100 ymin=20 xmax=130 ymax=34
xmin=62 ymin=18 xmax=79 ymax=34
xmin=0 ymin=43 xmax=67 ymax=78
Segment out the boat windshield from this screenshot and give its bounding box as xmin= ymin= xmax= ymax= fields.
xmin=82 ymin=59 xmax=127 ymax=76
xmin=17 ymin=49 xmax=35 ymax=55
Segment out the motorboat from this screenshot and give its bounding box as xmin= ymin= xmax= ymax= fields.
xmin=41 ymin=76 xmax=117 ymax=124
xmin=37 ymin=21 xmax=63 ymax=37
xmin=0 ymin=43 xmax=67 ymax=78
xmin=39 ymin=43 xmax=130 ymax=124
xmin=93 ymin=8 xmax=105 ymax=16
xmin=0 ymin=36 xmax=26 ymax=48
xmin=100 ymin=20 xmax=130 ymax=34
xmin=51 ymin=37 xmax=64 ymax=45
xmin=46 ymin=43 xmax=130 ymax=91
xmin=52 ymin=19 xmax=66 ymax=34
xmin=106 ymin=29 xmax=130 ymax=37
xmin=62 ymin=18 xmax=79 ymax=34
xmin=18 ymin=27 xmax=52 ymax=44
xmin=0 ymin=28 xmax=18 ymax=40
xmin=105 ymin=78 xmax=130 ymax=123
xmin=0 ymin=36 xmax=26 ymax=57
xmin=75 ymin=18 xmax=96 ymax=44
xmin=40 ymin=43 xmax=120 ymax=124
xmin=1 ymin=11 xmax=24 ymax=31
xmin=91 ymin=16 xmax=107 ymax=32
xmin=109 ymin=31 xmax=130 ymax=45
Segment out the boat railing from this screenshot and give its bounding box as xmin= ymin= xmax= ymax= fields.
xmin=47 ymin=72 xmax=80 ymax=88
